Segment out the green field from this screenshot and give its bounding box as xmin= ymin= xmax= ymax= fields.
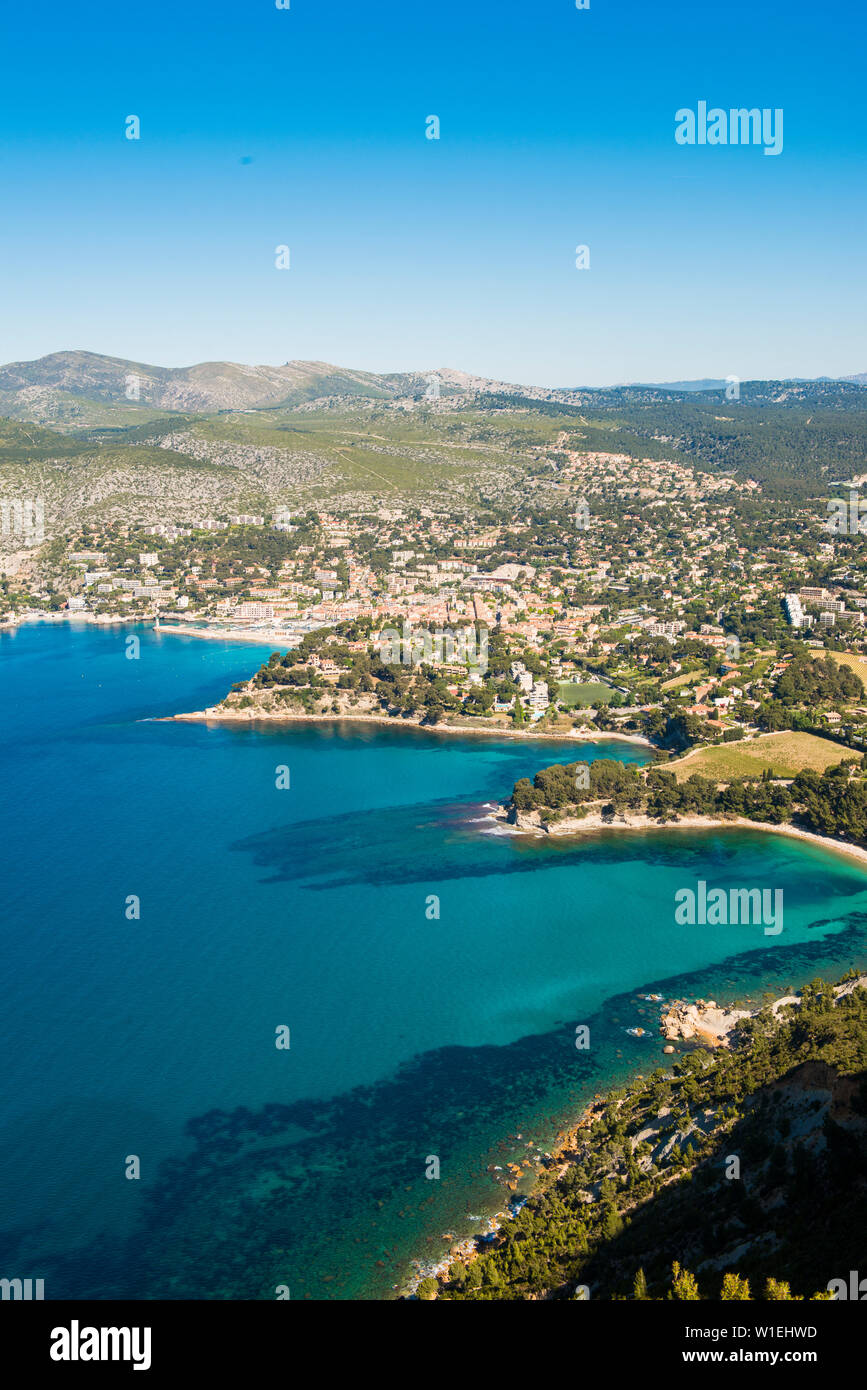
xmin=661 ymin=670 xmax=699 ymax=691
xmin=556 ymin=680 xmax=616 ymax=707
xmin=668 ymin=731 xmax=860 ymax=783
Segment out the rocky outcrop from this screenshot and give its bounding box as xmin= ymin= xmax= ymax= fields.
xmin=505 ymin=805 xmax=544 ymax=831
xmin=660 ymin=998 xmax=751 ymax=1046
xmin=660 ymin=978 xmax=867 ymax=1049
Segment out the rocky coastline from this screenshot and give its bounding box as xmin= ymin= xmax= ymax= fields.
xmin=495 ymin=801 xmax=867 ymax=872
xmin=405 ymin=973 xmax=867 ymax=1297
xmin=167 ymin=703 xmax=654 ymax=746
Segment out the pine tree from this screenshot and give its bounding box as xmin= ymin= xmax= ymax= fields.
xmin=721 ymin=1272 xmax=751 ymax=1300
xmin=765 ymin=1278 xmax=801 ymax=1301
xmin=670 ymin=1262 xmax=700 ymax=1300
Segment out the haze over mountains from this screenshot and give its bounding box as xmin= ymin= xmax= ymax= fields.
xmin=1 ymin=351 xmax=865 ymax=428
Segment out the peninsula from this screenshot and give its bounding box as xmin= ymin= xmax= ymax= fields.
xmin=492 ymin=740 xmax=867 ymax=867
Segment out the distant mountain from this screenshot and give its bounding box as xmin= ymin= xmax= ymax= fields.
xmin=625 ymin=378 xmax=731 ymax=392
xmin=627 ymin=375 xmax=865 ymax=392
xmin=0 ymin=353 xmax=618 ymax=429
xmin=3 ymin=358 xmax=867 ymax=541
xmin=0 ymin=351 xmax=392 ymax=425
xmin=0 ymin=352 xmax=865 ymax=432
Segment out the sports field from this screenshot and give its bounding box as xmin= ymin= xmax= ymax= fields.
xmin=556 ymin=680 xmax=617 ymax=707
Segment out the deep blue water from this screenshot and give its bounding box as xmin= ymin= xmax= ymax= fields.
xmin=3 ymin=620 xmax=867 ymax=1300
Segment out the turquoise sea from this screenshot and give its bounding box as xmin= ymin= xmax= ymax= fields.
xmin=3 ymin=620 xmax=867 ymax=1300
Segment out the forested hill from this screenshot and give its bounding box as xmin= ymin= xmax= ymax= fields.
xmin=430 ymin=977 xmax=867 ymax=1301
xmin=479 ymin=380 xmax=867 ymax=497
xmin=510 ymin=755 xmax=867 ymax=845
xmin=2 ymin=352 xmax=866 ymax=504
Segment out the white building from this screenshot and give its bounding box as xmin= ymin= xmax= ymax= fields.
xmin=237 ymin=602 xmax=274 ymax=620
xmin=783 ymin=593 xmax=804 ymax=628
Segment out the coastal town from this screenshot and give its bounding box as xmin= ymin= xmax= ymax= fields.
xmin=6 ymin=397 xmax=867 ymax=756
xmin=3 ymin=364 xmax=867 ymax=1311
xmin=4 ymin=0 xmax=867 ymax=1337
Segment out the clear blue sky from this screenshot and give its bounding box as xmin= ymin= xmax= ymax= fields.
xmin=1 ymin=0 xmax=864 ymax=385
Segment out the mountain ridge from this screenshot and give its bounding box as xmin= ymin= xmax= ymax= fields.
xmin=1 ymin=351 xmax=864 ymax=426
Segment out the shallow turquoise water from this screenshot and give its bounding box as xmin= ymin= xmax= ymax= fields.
xmin=2 ymin=621 xmax=867 ymax=1299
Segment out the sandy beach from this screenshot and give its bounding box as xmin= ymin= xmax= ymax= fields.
xmin=151 ymin=621 xmax=304 ymax=645
xmin=496 ymin=804 xmax=867 ymax=873
xmin=7 ymin=611 xmax=298 ymax=645
xmin=167 ymin=704 xmax=655 ymax=746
